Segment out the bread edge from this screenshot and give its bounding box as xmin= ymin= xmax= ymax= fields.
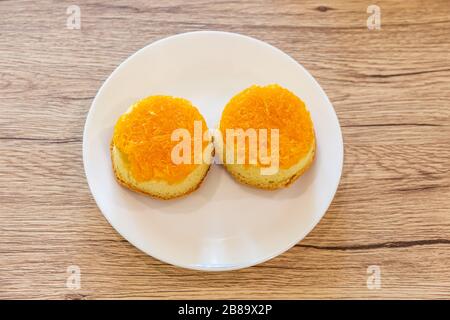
xmin=110 ymin=140 xmax=212 ymax=200
xmin=223 ymin=138 xmax=316 ymax=190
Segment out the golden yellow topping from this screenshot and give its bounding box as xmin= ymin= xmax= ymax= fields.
xmin=219 ymin=84 xmax=315 ymax=169
xmin=113 ymin=95 xmax=208 ymax=184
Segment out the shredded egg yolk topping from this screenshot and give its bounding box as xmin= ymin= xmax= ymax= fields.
xmin=113 ymin=95 xmax=208 ymax=184
xmin=219 ymin=84 xmax=315 ymax=169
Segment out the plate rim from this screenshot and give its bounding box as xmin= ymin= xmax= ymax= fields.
xmin=83 ymin=30 xmax=344 ymax=271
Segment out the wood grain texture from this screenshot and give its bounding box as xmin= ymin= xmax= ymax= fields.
xmin=1 ymin=0 xmax=450 ymax=299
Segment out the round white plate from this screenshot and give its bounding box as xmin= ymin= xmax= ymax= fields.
xmin=83 ymin=31 xmax=343 ymax=271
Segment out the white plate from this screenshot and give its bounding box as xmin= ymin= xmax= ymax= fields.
xmin=83 ymin=31 xmax=343 ymax=271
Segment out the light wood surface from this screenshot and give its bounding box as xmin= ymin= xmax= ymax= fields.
xmin=1 ymin=0 xmax=449 ymax=299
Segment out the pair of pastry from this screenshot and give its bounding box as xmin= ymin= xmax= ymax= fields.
xmin=111 ymin=84 xmax=316 ymax=199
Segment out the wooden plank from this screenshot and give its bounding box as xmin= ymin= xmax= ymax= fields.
xmin=0 ymin=0 xmax=449 ymax=299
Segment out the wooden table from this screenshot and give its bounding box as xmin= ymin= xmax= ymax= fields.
xmin=1 ymin=0 xmax=449 ymax=299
